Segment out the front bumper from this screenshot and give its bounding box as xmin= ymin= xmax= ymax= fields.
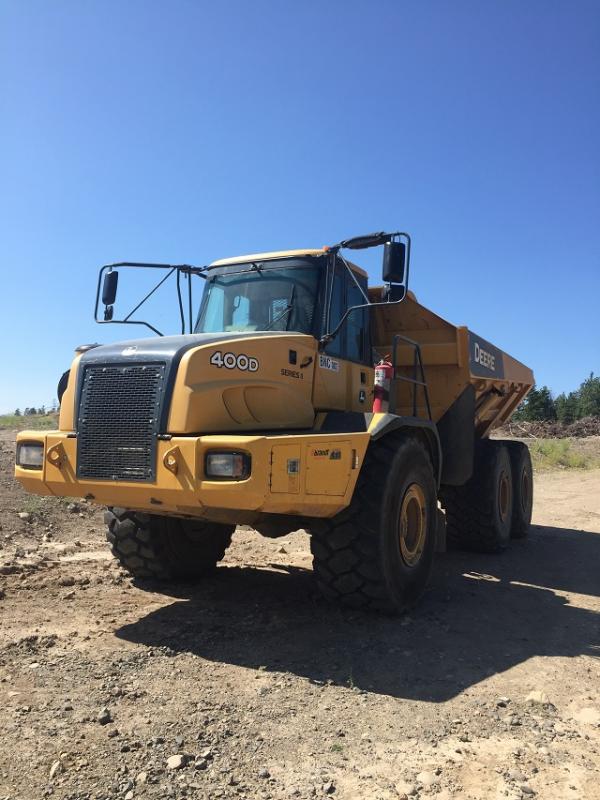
xmin=15 ymin=429 xmax=370 ymax=522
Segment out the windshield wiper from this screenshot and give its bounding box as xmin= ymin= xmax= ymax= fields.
xmin=264 ymin=285 xmax=296 ymax=331
xmin=264 ymin=304 xmax=292 ymax=330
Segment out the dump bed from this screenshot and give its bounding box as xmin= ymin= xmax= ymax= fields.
xmin=369 ymin=289 xmax=534 ymax=438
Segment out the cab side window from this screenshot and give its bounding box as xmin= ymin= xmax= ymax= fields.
xmin=346 ymin=282 xmax=369 ymax=363
xmin=325 ymin=269 xmax=345 ymax=358
xmin=324 ymin=265 xmax=370 ymax=364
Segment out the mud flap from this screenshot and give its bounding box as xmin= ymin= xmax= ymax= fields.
xmin=436 ymin=506 xmax=447 ymax=553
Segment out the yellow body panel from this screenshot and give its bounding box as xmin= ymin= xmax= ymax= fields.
xmin=15 ymin=429 xmax=370 ymax=522
xmin=167 ymin=335 xmax=317 ymax=433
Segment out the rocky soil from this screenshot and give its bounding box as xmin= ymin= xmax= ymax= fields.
xmin=0 ymin=429 xmax=599 ymax=800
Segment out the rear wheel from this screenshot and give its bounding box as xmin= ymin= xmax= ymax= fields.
xmin=105 ymin=508 xmax=234 ymax=581
xmin=506 ymin=441 xmax=533 ymax=538
xmin=440 ymin=440 xmax=513 ymax=553
xmin=309 ymin=434 xmax=437 ymax=614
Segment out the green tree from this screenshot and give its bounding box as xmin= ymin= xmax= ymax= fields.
xmin=578 ymin=373 xmax=600 ymax=418
xmin=555 ymin=392 xmax=579 ymax=424
xmin=515 ymin=385 xmax=556 ymax=421
xmin=14 ymin=408 xmax=21 ymax=416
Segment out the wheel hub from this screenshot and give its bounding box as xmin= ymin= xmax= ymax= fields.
xmin=398 ymin=483 xmax=427 ymax=567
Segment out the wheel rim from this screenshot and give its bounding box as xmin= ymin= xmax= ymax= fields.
xmin=520 ymin=467 xmax=531 ymax=513
xmin=498 ymin=470 xmax=511 ymax=522
xmin=398 ymin=483 xmax=427 ymax=568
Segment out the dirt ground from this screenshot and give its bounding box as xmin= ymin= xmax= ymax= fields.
xmin=1 ymin=430 xmax=599 ymax=800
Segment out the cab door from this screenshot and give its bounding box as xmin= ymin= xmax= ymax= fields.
xmin=312 ymin=262 xmax=374 ymax=412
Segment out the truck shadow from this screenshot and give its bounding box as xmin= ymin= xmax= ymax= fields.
xmin=116 ymin=524 xmax=600 ymax=701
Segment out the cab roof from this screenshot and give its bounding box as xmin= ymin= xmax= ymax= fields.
xmin=209 ymin=248 xmax=368 ymax=278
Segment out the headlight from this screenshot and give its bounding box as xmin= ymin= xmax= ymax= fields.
xmin=205 ymin=451 xmax=251 ymax=480
xmin=16 ymin=442 xmax=44 ymax=469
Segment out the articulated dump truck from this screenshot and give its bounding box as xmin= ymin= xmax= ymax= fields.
xmin=15 ymin=232 xmax=534 ymax=613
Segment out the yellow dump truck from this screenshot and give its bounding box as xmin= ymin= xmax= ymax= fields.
xmin=15 ymin=232 xmax=534 ymax=613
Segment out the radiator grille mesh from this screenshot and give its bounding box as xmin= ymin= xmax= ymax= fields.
xmin=77 ymin=363 xmax=166 ymax=481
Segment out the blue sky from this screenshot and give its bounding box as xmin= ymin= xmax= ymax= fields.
xmin=1 ymin=0 xmax=598 ymax=412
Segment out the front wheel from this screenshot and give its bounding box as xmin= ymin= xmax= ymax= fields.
xmin=105 ymin=508 xmax=234 ymax=581
xmin=309 ymin=434 xmax=438 ymax=614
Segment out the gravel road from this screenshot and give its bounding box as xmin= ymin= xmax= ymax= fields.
xmin=1 ymin=430 xmax=599 ymax=800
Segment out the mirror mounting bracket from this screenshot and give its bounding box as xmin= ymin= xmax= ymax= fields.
xmin=94 ymin=262 xmax=208 ymax=336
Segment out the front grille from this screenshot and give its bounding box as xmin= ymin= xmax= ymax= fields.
xmin=77 ymin=363 xmax=166 ymax=482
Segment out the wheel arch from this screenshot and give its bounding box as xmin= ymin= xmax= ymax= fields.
xmin=367 ymin=413 xmax=442 ymax=488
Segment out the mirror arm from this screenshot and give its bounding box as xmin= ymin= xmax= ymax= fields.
xmin=176 ymin=269 xmax=185 ymax=335
xmin=338 ymin=253 xmax=370 ymax=303
xmin=319 ymin=293 xmax=409 ymax=350
xmin=122 ymin=267 xmax=177 ymax=323
xmin=94 ymin=262 xmax=208 ymax=336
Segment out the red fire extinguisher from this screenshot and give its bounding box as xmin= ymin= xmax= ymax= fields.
xmin=373 ymin=357 xmax=393 ymax=413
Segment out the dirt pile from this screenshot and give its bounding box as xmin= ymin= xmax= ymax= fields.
xmin=498 ymin=416 xmax=600 ymax=439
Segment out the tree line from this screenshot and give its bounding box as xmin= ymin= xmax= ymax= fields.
xmin=513 ymin=373 xmax=600 ymax=423
xmin=13 ymin=404 xmax=57 ymax=417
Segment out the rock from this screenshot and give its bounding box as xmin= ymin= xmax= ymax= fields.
xmin=135 ymin=771 xmax=147 ymax=784
xmin=59 ymin=576 xmax=76 ymax=587
xmin=526 ymin=690 xmax=550 ymax=705
xmin=66 ymin=503 xmax=79 ymax=513
xmin=519 ymin=784 xmax=535 ymax=795
xmin=166 ymin=754 xmax=188 ymax=770
xmin=417 ymin=771 xmax=436 ymax=787
xmin=323 ymin=781 xmax=335 ymax=794
xmin=395 ymin=781 xmax=417 ymax=798
xmin=18 ymin=512 xmax=31 ymax=522
xmin=124 ymin=792 xmax=134 ymax=800
xmin=194 ymin=758 xmax=208 ymax=770
xmin=97 ymin=706 xmax=112 ymax=725
xmin=199 ymin=747 xmax=213 ymax=759
xmin=0 ymin=589 xmax=5 ymax=599
xmin=258 ymin=768 xmax=270 ymax=779
xmin=507 ymin=769 xmax=526 ymax=782
xmin=49 ymin=760 xmax=63 ymax=779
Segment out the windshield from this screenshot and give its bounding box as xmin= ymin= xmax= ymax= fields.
xmin=194 ymin=260 xmax=322 ymax=335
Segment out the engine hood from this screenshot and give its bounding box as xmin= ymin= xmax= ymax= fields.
xmin=77 ymin=331 xmax=318 ymax=435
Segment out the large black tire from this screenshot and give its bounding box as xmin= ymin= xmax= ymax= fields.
xmin=440 ymin=440 xmax=513 ymax=553
xmin=309 ymin=434 xmax=438 ymax=614
xmin=104 ymin=508 xmax=234 ymax=581
xmin=505 ymin=441 xmax=533 ymax=538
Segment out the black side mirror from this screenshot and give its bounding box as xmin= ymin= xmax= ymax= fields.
xmin=102 ymin=270 xmax=119 ymax=306
xmin=382 ymin=241 xmax=406 ymax=284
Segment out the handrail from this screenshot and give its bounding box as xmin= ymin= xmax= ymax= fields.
xmin=391 ymin=334 xmax=432 ymax=420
